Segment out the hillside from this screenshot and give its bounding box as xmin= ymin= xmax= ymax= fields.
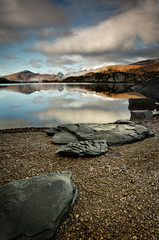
xmin=3 ymin=70 xmax=63 ymax=82
xmin=89 ymin=58 xmax=159 ymax=75
xmin=63 ymin=58 xmax=159 ymax=83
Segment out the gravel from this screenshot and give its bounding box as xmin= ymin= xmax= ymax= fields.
xmin=0 ymin=117 xmax=159 ymax=240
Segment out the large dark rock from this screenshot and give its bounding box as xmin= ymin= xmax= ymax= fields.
xmin=47 ymin=120 xmax=154 ymax=146
xmin=132 ymin=77 xmax=159 ymax=101
xmin=129 ymin=98 xmax=159 ymax=110
xmin=0 ymin=172 xmax=77 ymax=240
xmin=56 ymin=140 xmax=108 ymax=157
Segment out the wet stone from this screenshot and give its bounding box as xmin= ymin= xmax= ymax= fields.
xmin=55 ymin=140 xmax=108 ymax=157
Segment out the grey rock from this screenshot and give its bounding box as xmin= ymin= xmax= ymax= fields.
xmin=53 ymin=130 xmax=78 ymax=144
xmin=45 ymin=128 xmax=56 ymax=136
xmin=50 ymin=121 xmax=154 ymax=146
xmin=130 ymin=110 xmax=153 ymax=120
xmin=56 ymin=140 xmax=108 ymax=157
xmin=0 ymin=171 xmax=77 ymax=240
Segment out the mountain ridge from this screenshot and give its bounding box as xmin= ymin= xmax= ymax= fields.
xmin=1 ymin=58 xmax=159 ymax=84
xmin=3 ymin=70 xmax=63 ymax=82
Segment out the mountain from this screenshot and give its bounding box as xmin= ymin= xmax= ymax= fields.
xmin=130 ymin=58 xmax=159 ymax=66
xmin=63 ymin=58 xmax=159 ymax=83
xmin=89 ymin=58 xmax=159 ymax=75
xmin=3 ymin=70 xmax=63 ymax=82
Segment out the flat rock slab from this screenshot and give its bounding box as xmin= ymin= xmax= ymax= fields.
xmin=56 ymin=140 xmax=108 ymax=157
xmin=47 ymin=120 xmax=154 ymax=146
xmin=0 ymin=171 xmax=77 ymax=240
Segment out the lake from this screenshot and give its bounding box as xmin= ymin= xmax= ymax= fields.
xmin=0 ymin=83 xmax=135 ymax=129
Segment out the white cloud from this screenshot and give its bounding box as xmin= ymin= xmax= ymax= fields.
xmin=47 ymin=55 xmax=85 ymax=66
xmin=31 ymin=0 xmax=159 ymax=55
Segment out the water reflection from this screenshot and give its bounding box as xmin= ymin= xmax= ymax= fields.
xmin=0 ymin=82 xmax=134 ymax=94
xmin=0 ymin=83 xmax=131 ymax=129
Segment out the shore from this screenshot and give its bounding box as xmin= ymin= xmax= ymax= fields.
xmin=0 ymin=117 xmax=159 ymax=240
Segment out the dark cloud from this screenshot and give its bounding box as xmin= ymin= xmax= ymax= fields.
xmin=0 ymin=29 xmax=28 ymax=43
xmin=0 ymin=0 xmax=69 ymax=29
xmin=3 ymin=54 xmax=19 ymax=60
xmin=0 ymin=0 xmax=70 ymax=43
xmin=81 ymin=44 xmax=159 ymax=65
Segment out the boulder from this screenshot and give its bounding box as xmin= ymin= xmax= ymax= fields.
xmin=48 ymin=120 xmax=154 ymax=146
xmin=130 ymin=110 xmax=153 ymax=120
xmin=132 ymin=77 xmax=159 ymax=101
xmin=0 ymin=172 xmax=77 ymax=240
xmin=55 ymin=140 xmax=108 ymax=157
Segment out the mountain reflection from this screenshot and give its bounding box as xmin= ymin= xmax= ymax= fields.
xmin=0 ymin=82 xmax=141 ymax=98
xmin=0 ymin=83 xmax=132 ymax=129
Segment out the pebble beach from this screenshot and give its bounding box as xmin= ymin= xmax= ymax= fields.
xmin=0 ymin=117 xmax=159 ymax=240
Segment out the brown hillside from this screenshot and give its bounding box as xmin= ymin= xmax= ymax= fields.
xmin=96 ymin=62 xmax=159 ymax=75
xmin=4 ymin=70 xmax=62 ymax=82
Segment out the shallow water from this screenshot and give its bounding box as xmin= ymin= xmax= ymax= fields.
xmin=0 ymin=83 xmax=131 ymax=129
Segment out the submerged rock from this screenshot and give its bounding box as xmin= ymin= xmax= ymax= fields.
xmin=56 ymin=140 xmax=108 ymax=157
xmin=0 ymin=171 xmax=77 ymax=240
xmin=48 ymin=120 xmax=154 ymax=146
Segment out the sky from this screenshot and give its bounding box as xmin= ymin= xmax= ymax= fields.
xmin=0 ymin=0 xmax=159 ymax=76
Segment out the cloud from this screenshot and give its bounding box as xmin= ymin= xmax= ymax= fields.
xmin=31 ymin=0 xmax=159 ymax=56
xmin=0 ymin=29 xmax=28 ymax=43
xmin=39 ymin=28 xmax=73 ymax=40
xmin=0 ymin=0 xmax=70 ymax=43
xmin=4 ymin=55 xmax=19 ymax=60
xmin=29 ymin=58 xmax=44 ymax=68
xmin=46 ymin=55 xmax=85 ymax=66
xmin=0 ymin=0 xmax=69 ymax=29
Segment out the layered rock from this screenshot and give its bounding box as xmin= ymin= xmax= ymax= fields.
xmin=56 ymin=140 xmax=108 ymax=157
xmin=46 ymin=120 xmax=154 ymax=146
xmin=0 ymin=171 xmax=77 ymax=240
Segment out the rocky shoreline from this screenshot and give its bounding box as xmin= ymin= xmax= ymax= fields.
xmin=0 ymin=117 xmax=159 ymax=239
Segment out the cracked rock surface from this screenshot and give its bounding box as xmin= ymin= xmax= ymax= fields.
xmin=0 ymin=171 xmax=77 ymax=240
xmin=55 ymin=140 xmax=108 ymax=157
xmin=46 ymin=120 xmax=154 ymax=146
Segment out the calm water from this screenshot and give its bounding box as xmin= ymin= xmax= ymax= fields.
xmin=0 ymin=83 xmax=131 ymax=129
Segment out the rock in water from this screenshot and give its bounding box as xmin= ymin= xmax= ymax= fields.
xmin=56 ymin=140 xmax=108 ymax=157
xmin=49 ymin=120 xmax=154 ymax=145
xmin=130 ymin=110 xmax=153 ymax=120
xmin=0 ymin=172 xmax=77 ymax=240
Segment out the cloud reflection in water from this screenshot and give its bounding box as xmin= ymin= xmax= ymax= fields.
xmin=0 ymin=84 xmax=130 ymax=129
